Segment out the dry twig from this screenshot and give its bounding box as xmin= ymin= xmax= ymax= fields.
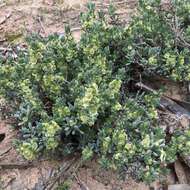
xmin=0 ymin=3 xmax=6 ymax=8
xmin=37 ymin=16 xmax=47 ymax=35
xmin=0 ymin=162 xmax=34 ymax=169
xmin=0 ymin=147 xmax=12 ymax=157
xmin=74 ymin=174 xmax=89 ymax=190
xmin=45 ymin=157 xmax=80 ymax=190
xmin=0 ymin=12 xmax=12 ymax=25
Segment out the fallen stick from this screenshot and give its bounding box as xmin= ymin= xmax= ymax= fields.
xmin=0 ymin=39 xmax=6 ymax=43
xmin=0 ymin=147 xmax=12 ymax=157
xmin=2 ymin=176 xmax=16 ymax=190
xmin=37 ymin=16 xmax=47 ymax=35
xmin=135 ymin=82 xmax=190 ymax=117
xmin=74 ymin=173 xmax=89 ymax=190
xmin=0 ymin=162 xmax=34 ymax=169
xmin=71 ymin=27 xmax=81 ymax=32
xmin=135 ymin=82 xmax=155 ymax=93
xmin=0 ymin=3 xmax=6 ymax=8
xmin=45 ymin=157 xmax=81 ymax=190
xmin=0 ymin=12 xmax=12 ymax=25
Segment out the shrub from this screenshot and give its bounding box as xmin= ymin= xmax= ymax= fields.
xmin=1 ymin=1 xmax=190 ymax=183
xmin=127 ymin=0 xmax=190 ymax=81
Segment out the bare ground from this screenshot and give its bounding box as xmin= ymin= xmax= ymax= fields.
xmin=0 ymin=0 xmax=136 ymax=43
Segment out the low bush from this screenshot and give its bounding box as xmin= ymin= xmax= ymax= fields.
xmin=1 ymin=0 xmax=190 ymax=183
xmin=128 ymin=0 xmax=190 ymax=81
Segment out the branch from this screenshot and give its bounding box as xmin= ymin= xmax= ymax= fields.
xmin=0 ymin=147 xmax=12 ymax=156
xmin=0 ymin=12 xmax=12 ymax=25
xmin=0 ymin=162 xmax=34 ymax=169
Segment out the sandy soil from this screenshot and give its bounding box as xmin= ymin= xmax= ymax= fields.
xmin=0 ymin=0 xmax=136 ymax=43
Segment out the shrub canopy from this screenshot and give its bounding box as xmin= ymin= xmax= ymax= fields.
xmin=1 ymin=0 xmax=190 ymax=183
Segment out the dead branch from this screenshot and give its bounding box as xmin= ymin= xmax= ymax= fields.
xmin=0 ymin=162 xmax=34 ymax=169
xmin=165 ymin=10 xmax=190 ymax=48
xmin=0 ymin=147 xmax=12 ymax=157
xmin=0 ymin=3 xmax=6 ymax=8
xmin=135 ymin=82 xmax=155 ymax=93
xmin=2 ymin=176 xmax=16 ymax=189
xmin=74 ymin=173 xmax=89 ymax=190
xmin=135 ymin=82 xmax=190 ymax=117
xmin=71 ymin=27 xmax=81 ymax=32
xmin=44 ymin=157 xmax=81 ymax=190
xmin=0 ymin=12 xmax=12 ymax=25
xmin=0 ymin=39 xmax=6 ymax=43
xmin=37 ymin=16 xmax=47 ymax=35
